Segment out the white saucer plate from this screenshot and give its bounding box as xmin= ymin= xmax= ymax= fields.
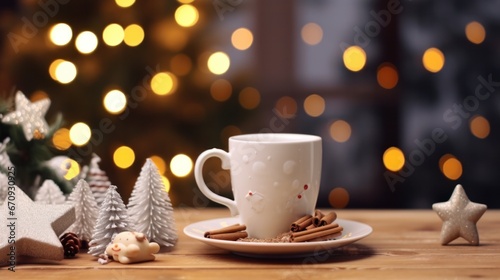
xmin=183 ymin=217 xmax=372 ymax=258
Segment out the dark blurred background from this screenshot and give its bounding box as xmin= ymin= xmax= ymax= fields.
xmin=0 ymin=0 xmax=499 ymax=209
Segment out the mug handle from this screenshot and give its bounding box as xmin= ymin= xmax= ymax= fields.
xmin=194 ymin=148 xmax=238 ymax=216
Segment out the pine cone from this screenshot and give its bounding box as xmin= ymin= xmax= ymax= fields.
xmin=60 ymin=232 xmax=82 ymax=257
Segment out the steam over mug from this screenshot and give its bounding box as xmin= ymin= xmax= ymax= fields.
xmin=194 ymin=133 xmax=322 ymax=239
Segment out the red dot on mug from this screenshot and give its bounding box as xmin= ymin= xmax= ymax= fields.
xmin=303 ymin=184 xmax=308 ymax=190
xmin=297 ymin=194 xmax=302 ymax=199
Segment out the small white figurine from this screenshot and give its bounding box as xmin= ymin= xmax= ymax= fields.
xmin=105 ymin=231 xmax=160 ymax=264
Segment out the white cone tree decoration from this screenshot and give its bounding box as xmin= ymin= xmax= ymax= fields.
xmin=34 ymin=179 xmax=66 ymax=204
xmin=128 ymin=159 xmax=177 ymax=247
xmin=86 ymin=154 xmax=111 ymax=206
xmin=0 ymin=138 xmax=14 ymax=173
xmin=88 ymin=185 xmax=133 ymax=256
xmin=66 ymin=179 xmax=99 ymax=247
xmin=0 ymin=173 xmax=8 ymax=205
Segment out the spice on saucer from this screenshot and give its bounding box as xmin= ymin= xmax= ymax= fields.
xmin=204 ymin=224 xmax=248 ymax=241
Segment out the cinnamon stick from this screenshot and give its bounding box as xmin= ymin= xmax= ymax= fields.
xmin=206 ymin=231 xmax=248 ymax=241
xmin=312 ymin=210 xmax=325 ymax=226
xmin=292 ymin=223 xmax=339 ymax=238
xmin=291 ymin=215 xmax=313 ymax=232
xmin=204 ymin=224 xmax=246 ymax=238
xmin=292 ymin=225 xmax=344 ymax=242
xmin=308 ymin=231 xmax=342 ymax=242
xmin=319 ymin=211 xmax=337 ymax=226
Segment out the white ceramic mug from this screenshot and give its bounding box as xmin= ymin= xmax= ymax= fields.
xmin=194 ymin=133 xmax=322 ymax=238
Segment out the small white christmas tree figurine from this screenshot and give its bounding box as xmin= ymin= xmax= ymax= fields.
xmin=66 ymin=179 xmax=99 ymax=247
xmin=0 ymin=173 xmax=8 ymax=205
xmin=128 ymin=159 xmax=178 ymax=247
xmin=34 ymin=179 xmax=66 ymax=204
xmin=0 ymin=138 xmax=14 ymax=173
xmin=86 ymin=153 xmax=111 ymax=206
xmin=88 ymin=185 xmax=133 ymax=256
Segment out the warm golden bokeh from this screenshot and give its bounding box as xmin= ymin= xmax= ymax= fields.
xmin=329 ymin=120 xmax=352 ymax=143
xmin=470 ymin=115 xmax=490 ymax=139
xmin=422 ymin=47 xmax=445 ymax=73
xmin=328 ymin=187 xmax=350 ymax=208
xmin=49 ymin=23 xmax=72 ymax=46
xmin=343 ymin=46 xmax=367 ymax=72
xmin=113 ymin=146 xmax=136 ymax=169
xmin=69 ymin=122 xmax=91 ymax=146
xmin=102 ymin=23 xmax=124 ymax=47
xmin=170 ymin=154 xmax=193 ymax=177
xmin=303 ymin=94 xmax=325 ymax=117
xmin=440 ymin=155 xmax=463 ymax=180
xmin=383 ymin=147 xmax=405 ymax=172
xmin=231 ymin=28 xmax=254 ymax=50
xmin=52 ymin=128 xmax=72 ymax=150
xmin=301 ymin=22 xmax=323 ymax=46
xmin=75 ymin=31 xmax=98 ymax=54
xmin=239 ymin=87 xmax=260 ymax=110
xmin=275 ymin=96 xmax=298 ymax=119
xmin=377 ymin=63 xmax=399 ymax=89
xmin=210 ymin=79 xmax=232 ymax=102
xmin=207 ymin=52 xmax=230 ymax=75
xmin=465 ymin=21 xmax=486 ymax=44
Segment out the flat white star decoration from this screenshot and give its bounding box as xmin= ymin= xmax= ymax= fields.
xmin=0 ymin=187 xmax=75 ymax=266
xmin=432 ymin=184 xmax=487 ymax=245
xmin=1 ymin=91 xmax=51 ymax=141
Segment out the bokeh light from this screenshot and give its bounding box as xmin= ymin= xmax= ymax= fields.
xmin=170 ymin=53 xmax=192 ymax=76
xmin=210 ymin=79 xmax=232 ymax=102
xmin=377 ymin=63 xmax=399 ymax=89
xmin=469 ymin=115 xmax=490 ymax=139
xmin=239 ymin=87 xmax=260 ymax=109
xmin=150 ymin=155 xmax=167 ymax=174
xmin=422 ymin=47 xmax=445 ymax=73
xmin=103 ymin=23 xmax=124 ymax=46
xmin=221 ymin=125 xmax=241 ymax=143
xmin=30 ymin=90 xmax=49 ymax=102
xmin=275 ymin=96 xmax=298 ymax=119
xmin=75 ymin=31 xmax=98 ymax=54
xmin=301 ymin=22 xmax=323 ymax=45
xmin=123 ymin=24 xmax=144 ymax=47
xmin=465 ymin=21 xmax=486 ymax=44
xmin=231 ymin=27 xmax=254 ymax=50
xmin=52 ymin=128 xmax=72 ymax=150
xmin=55 ymin=60 xmax=77 ymax=84
xmin=328 ymin=187 xmax=350 ymax=208
xmin=343 ymin=46 xmax=367 ymax=72
xmin=329 ymin=120 xmax=352 ymax=143
xmin=440 ymin=154 xmax=462 ymax=180
xmin=115 ymin=0 xmax=135 ymax=8
xmin=64 ymin=159 xmax=80 ymax=180
xmin=170 ymin=154 xmax=193 ymax=177
xmin=383 ymin=147 xmax=405 ymax=172
xmin=103 ymin=89 xmax=127 ymax=114
xmin=207 ymin=52 xmax=230 ymax=75
xmin=175 ymin=4 xmax=199 ymax=27
xmin=49 ymin=59 xmax=64 ymax=81
xmin=161 ymin=176 xmax=171 ymax=192
xmin=69 ymin=122 xmax=91 ymax=146
xmin=49 ymin=23 xmax=72 ymax=46
xmin=151 ymin=72 xmax=178 ymax=95
xmin=113 ymin=146 xmax=135 ymax=169
xmin=303 ymin=94 xmax=325 ymax=117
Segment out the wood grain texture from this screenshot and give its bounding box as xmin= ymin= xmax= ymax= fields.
xmin=6 ymin=209 xmax=500 ymax=279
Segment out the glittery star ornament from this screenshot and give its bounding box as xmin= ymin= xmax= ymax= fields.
xmin=0 ymin=187 xmax=75 ymax=266
xmin=432 ymin=184 xmax=487 ymax=245
xmin=1 ymin=91 xmax=51 ymax=141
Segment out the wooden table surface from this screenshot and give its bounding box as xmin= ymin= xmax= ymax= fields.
xmin=6 ymin=208 xmax=500 ymax=279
